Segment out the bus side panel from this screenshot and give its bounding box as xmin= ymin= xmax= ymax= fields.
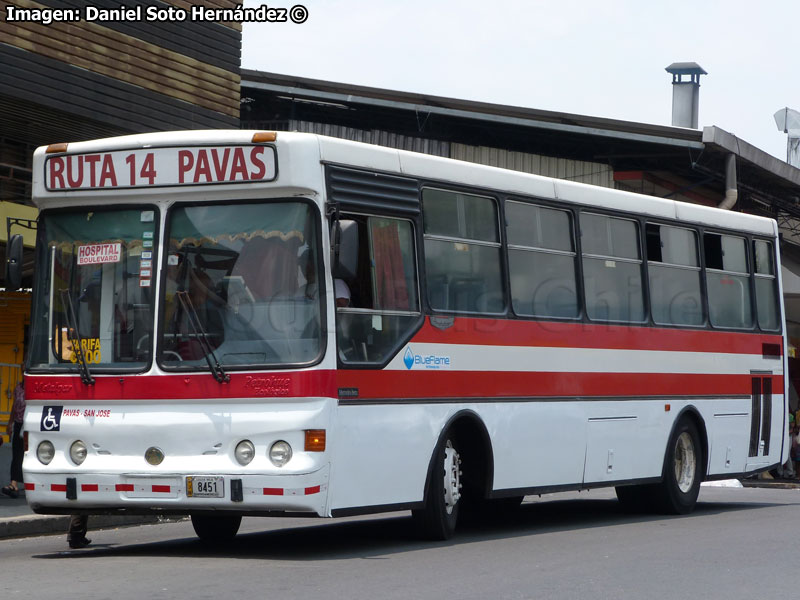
xmin=330 ymin=401 xmax=591 ymax=511
xmin=329 ymin=391 xmax=787 ymax=514
xmin=329 ymin=404 xmax=454 ymax=510
xmin=705 ymin=401 xmax=751 ymax=475
xmin=581 ymin=400 xmax=668 ymax=484
xmin=487 ymin=401 xmax=586 ymax=490
xmin=702 ymin=390 xmax=785 ymax=477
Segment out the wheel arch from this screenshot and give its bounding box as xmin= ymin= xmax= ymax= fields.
xmin=664 ymin=406 xmax=709 ymax=480
xmin=420 ymin=410 xmax=494 ymax=505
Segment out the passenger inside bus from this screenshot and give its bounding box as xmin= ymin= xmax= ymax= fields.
xmin=335 ymin=215 xmax=419 ymax=364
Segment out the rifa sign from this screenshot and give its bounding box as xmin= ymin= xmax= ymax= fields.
xmin=45 ymin=145 xmax=277 ymax=190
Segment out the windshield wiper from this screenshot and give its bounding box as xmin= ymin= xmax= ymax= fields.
xmin=59 ymin=289 xmax=95 ymax=386
xmin=175 ymin=291 xmax=229 ymax=383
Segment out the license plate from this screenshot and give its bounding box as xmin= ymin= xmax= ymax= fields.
xmin=186 ymin=476 xmax=224 ymax=498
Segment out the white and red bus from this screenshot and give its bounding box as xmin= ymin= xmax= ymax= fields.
xmin=19 ymin=130 xmax=788 ymax=541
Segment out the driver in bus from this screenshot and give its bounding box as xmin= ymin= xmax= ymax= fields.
xmin=334 ymin=279 xmax=351 ymax=308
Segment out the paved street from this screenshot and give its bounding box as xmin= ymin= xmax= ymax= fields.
xmin=1 ymin=485 xmax=798 ymax=600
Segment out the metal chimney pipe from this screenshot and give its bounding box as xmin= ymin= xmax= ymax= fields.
xmin=665 ymin=63 xmax=707 ymax=129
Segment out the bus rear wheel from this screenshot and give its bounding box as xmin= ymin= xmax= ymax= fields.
xmin=413 ymin=435 xmax=462 ymax=540
xmin=191 ymin=514 xmax=242 ymax=542
xmin=652 ymin=418 xmax=702 ymax=514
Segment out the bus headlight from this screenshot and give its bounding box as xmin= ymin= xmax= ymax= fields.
xmin=235 ymin=440 xmax=255 ymax=466
xmin=70 ymin=440 xmax=87 ymax=465
xmin=269 ymin=441 xmax=292 ymax=467
xmin=37 ymin=441 xmax=55 ymax=465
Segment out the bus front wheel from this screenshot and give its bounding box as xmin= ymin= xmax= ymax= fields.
xmin=191 ymin=514 xmax=242 ymax=542
xmin=413 ymin=435 xmax=462 ymax=540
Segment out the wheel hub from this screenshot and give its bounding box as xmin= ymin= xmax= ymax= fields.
xmin=674 ymin=431 xmax=696 ymax=493
xmin=442 ymin=440 xmax=461 ymax=514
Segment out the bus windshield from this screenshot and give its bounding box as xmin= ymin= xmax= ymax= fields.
xmin=159 ymin=201 xmax=322 ymax=370
xmin=29 ymin=207 xmax=159 ymax=372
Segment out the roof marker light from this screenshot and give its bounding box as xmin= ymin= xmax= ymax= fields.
xmin=251 ymin=132 xmax=277 ymax=143
xmin=46 ymin=143 xmax=69 ymax=154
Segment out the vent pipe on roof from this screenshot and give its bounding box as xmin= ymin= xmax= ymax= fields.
xmin=665 ymin=62 xmax=707 ymax=129
xmin=719 ymin=153 xmax=738 ymax=210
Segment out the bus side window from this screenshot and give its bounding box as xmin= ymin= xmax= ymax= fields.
xmin=753 ymin=239 xmax=779 ymax=331
xmin=581 ymin=213 xmax=645 ymax=323
xmin=422 ymin=189 xmax=504 ymax=314
xmin=506 ymin=201 xmax=579 ymax=319
xmin=336 ymin=215 xmax=420 ymax=364
xmin=646 ymin=223 xmax=703 ymax=326
xmin=704 ymin=233 xmax=753 ymax=329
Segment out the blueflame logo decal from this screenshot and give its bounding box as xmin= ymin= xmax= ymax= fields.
xmin=403 ymin=346 xmax=451 ymax=370
xmin=403 ymin=347 xmax=415 ymax=369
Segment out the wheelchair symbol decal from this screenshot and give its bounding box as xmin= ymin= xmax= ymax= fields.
xmin=40 ymin=406 xmax=63 ymax=432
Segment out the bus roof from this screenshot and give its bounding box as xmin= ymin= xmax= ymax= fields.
xmin=33 ymin=130 xmax=778 ymax=237
xmin=318 ymin=135 xmax=776 ymax=238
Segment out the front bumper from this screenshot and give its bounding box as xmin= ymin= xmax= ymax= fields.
xmin=25 ymin=465 xmax=330 ymax=516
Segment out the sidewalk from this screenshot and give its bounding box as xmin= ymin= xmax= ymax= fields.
xmin=0 ymin=445 xmax=162 ymax=540
xmin=0 ymin=490 xmax=162 ymax=540
xmin=740 ymin=473 xmax=800 ymax=490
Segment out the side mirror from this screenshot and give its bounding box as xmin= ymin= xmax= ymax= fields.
xmin=332 ymin=220 xmax=358 ymax=281
xmin=5 ymin=234 xmax=23 ymax=291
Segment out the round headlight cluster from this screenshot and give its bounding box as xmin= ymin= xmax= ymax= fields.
xmin=269 ymin=441 xmax=292 ymax=467
xmin=235 ymin=440 xmax=255 ymax=465
xmin=69 ymin=440 xmax=87 ymax=465
xmin=37 ymin=441 xmax=55 ymax=465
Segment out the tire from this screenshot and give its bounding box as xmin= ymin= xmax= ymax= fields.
xmin=191 ymin=514 xmax=242 ymax=542
xmin=652 ymin=418 xmax=703 ymax=515
xmin=413 ymin=435 xmax=462 ymax=540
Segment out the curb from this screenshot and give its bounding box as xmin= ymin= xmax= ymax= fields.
xmin=0 ymin=514 xmax=166 ymax=540
xmin=741 ymin=479 xmax=800 ymax=490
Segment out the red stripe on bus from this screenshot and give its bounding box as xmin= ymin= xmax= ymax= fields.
xmin=337 ymin=371 xmax=784 ymax=400
xmin=412 ymin=318 xmax=782 ymax=354
xmin=51 ymin=484 xmax=67 ymax=492
xmin=152 ymin=485 xmax=171 ymax=493
xmin=25 ymin=483 xmax=35 ymax=491
xmin=263 ymin=488 xmax=283 ymax=496
xmin=116 ymin=484 xmax=134 ymax=492
xmin=26 ymin=370 xmax=337 ymax=401
xmin=304 ymin=486 xmax=321 ymax=495
xmin=25 ymin=367 xmax=784 ymax=402
xmin=81 ymin=484 xmax=98 ymax=492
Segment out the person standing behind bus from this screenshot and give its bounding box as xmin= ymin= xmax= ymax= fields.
xmin=1 ymin=377 xmax=25 ymax=498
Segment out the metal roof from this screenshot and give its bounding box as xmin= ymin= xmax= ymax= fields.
xmin=242 ymin=69 xmax=704 ymax=147
xmin=241 ymin=69 xmax=800 ymax=225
